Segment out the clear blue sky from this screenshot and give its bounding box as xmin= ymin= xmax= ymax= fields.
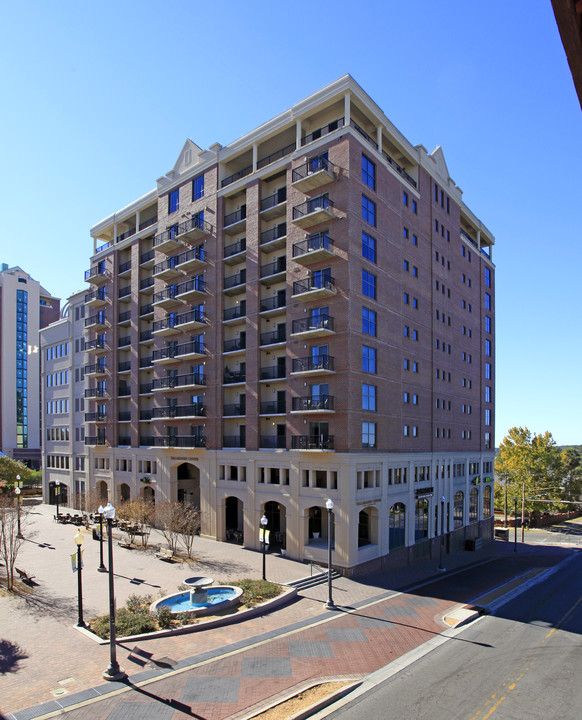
xmin=1 ymin=1 xmax=580 ymax=447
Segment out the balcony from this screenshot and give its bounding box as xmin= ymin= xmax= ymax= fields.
xmin=118 ymin=260 xmax=132 ymax=277
xmin=291 ymin=354 xmax=335 ymax=376
xmin=223 ymin=436 xmax=245 ymax=449
xmin=174 ymin=308 xmax=206 ymax=331
xmin=291 ymin=156 xmax=337 ymax=192
xmin=140 ymin=409 xmax=152 ymax=421
xmin=118 ymin=411 xmax=131 ymax=422
xmin=84 ymin=265 xmax=109 ymax=285
xmin=292 ymin=233 xmax=335 ymax=265
xmin=85 ymin=288 xmax=107 ymax=307
xmin=153 ymin=257 xmax=183 ymax=281
xmin=259 ymin=188 xmax=287 ymax=220
xmin=223 ymin=337 xmax=246 ymax=354
xmin=84 ymin=411 xmax=107 ymax=422
xmin=118 ymin=310 xmax=131 ymax=326
xmin=260 ymin=328 xmax=286 ymax=347
xmin=140 ymin=329 xmax=153 ymax=344
xmin=175 ymin=215 xmax=211 ymax=243
xmin=118 ymin=436 xmax=131 ymax=446
xmin=292 ymin=275 xmax=336 ymax=301
xmin=292 ymin=195 xmax=335 ymax=229
xmin=260 ymin=257 xmax=286 ymax=284
xmin=260 ymin=400 xmax=286 ymax=415
xmin=140 ymin=303 xmax=154 ymax=318
xmin=140 ymin=276 xmax=155 ymax=294
xmin=223 ymin=304 xmax=246 ymax=326
xmin=223 ymin=369 xmax=246 ymax=385
xmin=257 ymin=142 xmax=294 ymax=170
xmin=224 ymin=207 xmax=246 ymax=235
xmin=260 ymin=223 xmax=287 ymax=251
xmin=118 ymin=286 xmax=131 ymax=301
xmin=260 ymin=365 xmax=286 ymax=381
xmin=152 ymin=373 xmax=206 ymax=392
xmin=153 ymin=227 xmax=181 ymax=253
xmin=151 ymin=403 xmax=205 ymax=419
xmin=152 ymin=286 xmax=181 ymax=309
xmin=260 ymin=435 xmax=287 ymax=449
xmin=84 ymin=362 xmax=107 ymax=377
xmin=224 ymin=270 xmax=246 ymax=295
xmin=141 ymin=435 xmax=206 ymax=448
xmin=301 ymin=117 xmax=345 ymax=147
xmin=224 ymin=238 xmax=246 ymax=265
xmin=152 ymin=316 xmax=180 ymax=337
xmin=85 ymin=387 xmax=107 ymax=399
xmin=260 ymin=294 xmax=286 ymax=317
xmin=175 ymin=246 xmax=207 ymax=273
xmin=85 ymin=337 xmax=106 ymax=354
xmin=221 ymin=165 xmax=253 ymax=188
xmin=291 ymin=395 xmax=335 ymax=413
xmin=291 ymin=435 xmax=334 ymax=451
xmin=140 ymin=382 xmax=153 ymax=395
xmin=84 ymin=313 xmax=107 ymax=330
xmin=152 ymin=341 xmax=205 ymax=364
xmin=139 ymin=356 xmax=153 ymax=368
xmin=175 ymin=278 xmax=207 ymax=302
xmin=118 ymin=386 xmax=131 ymax=397
xmin=118 ymin=361 xmax=131 ymax=373
xmin=118 ymin=335 xmax=131 ymax=348
xmin=85 ymin=436 xmax=107 ymax=446
xmin=223 ymin=403 xmax=246 ymax=417
xmin=140 ymin=249 xmax=155 ymax=267
xmin=291 ymin=314 xmax=335 ymax=338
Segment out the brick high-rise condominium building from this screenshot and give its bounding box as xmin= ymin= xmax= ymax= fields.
xmin=81 ymin=75 xmax=495 ymax=573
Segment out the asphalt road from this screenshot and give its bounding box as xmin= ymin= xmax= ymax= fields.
xmin=324 ymin=551 xmax=582 ymax=720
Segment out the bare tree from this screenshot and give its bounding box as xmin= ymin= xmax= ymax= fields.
xmin=179 ymin=505 xmax=201 ymax=558
xmin=0 ymin=496 xmax=28 ymax=591
xmin=156 ymin=502 xmax=185 ymax=553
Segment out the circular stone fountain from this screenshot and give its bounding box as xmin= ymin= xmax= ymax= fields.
xmin=150 ymin=577 xmax=243 ymax=618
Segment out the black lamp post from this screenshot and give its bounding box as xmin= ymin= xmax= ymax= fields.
xmin=55 ymin=480 xmax=61 ymax=518
xmin=261 ymin=514 xmax=268 ymax=581
xmin=437 ymin=495 xmax=446 ymax=572
xmin=324 ymin=499 xmax=335 ymax=610
xmin=99 ymin=502 xmax=126 ymax=681
xmin=97 ymin=512 xmax=107 ymax=572
xmin=15 ymin=475 xmax=23 ymax=539
xmin=74 ymin=530 xmax=86 ymax=627
xmin=514 ymin=497 xmax=518 ymax=553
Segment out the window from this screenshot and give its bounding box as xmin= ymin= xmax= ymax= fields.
xmin=192 ymin=174 xmax=204 ymax=200
xmin=169 ymin=188 xmax=179 ymax=214
xmin=412 ymin=199 xmax=417 ymax=214
xmin=412 ymin=266 xmax=418 ymax=277
xmin=434 ymin=184 xmax=439 ymax=202
xmin=362 ymin=232 xmax=376 ymax=263
xmin=403 ymin=191 xmax=408 ymax=206
xmin=362 ymin=195 xmax=376 ymax=226
xmin=404 ymin=425 xmax=409 ymax=437
xmin=485 ymin=293 xmax=491 ymax=310
xmin=485 ymin=267 xmax=491 ymax=287
xmin=413 ymin=394 xmax=418 ymax=405
xmin=404 ymin=259 xmax=409 ymax=272
xmin=362 ymin=422 xmax=376 ymax=448
xmin=404 ymin=292 xmax=409 ymax=304
xmin=404 ymin=325 xmax=410 ymax=338
xmin=413 ymin=329 xmax=418 ymax=341
xmin=403 ymin=227 xmax=409 ymax=239
xmin=362 ymin=345 xmax=376 ymax=373
xmin=413 ymin=297 xmax=418 ymax=309
xmin=412 ymin=234 xmax=418 ymax=245
xmin=404 ymin=358 xmax=410 ymax=371
xmin=485 ymin=339 xmax=491 ymax=356
xmin=485 ymin=316 xmax=491 ymax=333
xmin=362 ymin=154 xmax=375 ymax=190
xmin=362 ymin=307 xmax=376 ymax=336
xmin=413 ymin=361 xmax=418 ymax=373
xmin=485 ymin=409 xmax=491 ymax=426
xmin=362 ymin=384 xmax=376 ymax=411
xmin=362 ymin=270 xmax=376 ymax=299
xmin=485 ymin=385 xmax=491 ymax=402
xmin=404 ymin=392 xmax=409 ymax=403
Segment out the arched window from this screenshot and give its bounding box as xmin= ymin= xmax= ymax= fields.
xmin=483 ymin=485 xmax=492 ymax=518
xmin=415 ymin=499 xmax=429 ymax=541
xmin=454 ymin=491 xmax=464 ymax=528
xmin=358 ymin=509 xmax=370 ymax=546
xmin=389 ymin=503 xmax=406 ymax=549
xmin=469 ymin=487 xmax=479 ymax=522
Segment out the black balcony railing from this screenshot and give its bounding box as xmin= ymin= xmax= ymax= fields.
xmin=224 ymin=369 xmax=246 ymax=384
xmin=140 ymin=303 xmax=153 ymax=316
xmin=140 ymin=276 xmax=154 ymax=290
xmin=292 ymin=275 xmax=335 ymax=295
xmin=260 ymin=435 xmax=286 ymax=449
xmin=292 ymin=395 xmax=334 ymax=411
xmin=175 ymin=214 xmax=211 ymax=239
xmin=292 ymin=354 xmax=334 ymax=373
xmin=140 ymin=330 xmax=153 ymax=342
xmin=151 ymin=403 xmax=205 ymax=419
xmin=118 ymin=436 xmax=131 ymax=446
xmin=85 ymin=287 xmax=107 ymax=303
xmin=260 ymin=258 xmax=286 ymax=278
xmin=223 ymin=403 xmax=246 ymax=416
xmin=175 ymin=308 xmax=205 ymax=327
xmin=175 ymin=245 xmax=206 ymax=266
xmin=118 ymin=411 xmax=131 ymax=422
xmin=175 ymin=278 xmax=206 ymax=297
xmin=140 ymin=249 xmax=155 ymax=264
xmin=85 ymin=412 xmax=107 ymax=422
xmin=260 ymin=365 xmax=286 ymax=380
xmin=292 ymin=194 xmax=334 ymax=220
xmin=260 ymin=223 xmax=286 ymax=245
xmin=139 ymin=216 xmax=157 ymax=231
xmin=223 ymin=436 xmax=245 ymax=448
xmin=260 ymin=400 xmax=286 ymax=414
xmin=140 ymin=409 xmax=152 ymax=420
xmin=152 ymin=341 xmax=205 ymax=362
xmin=221 ymin=166 xmax=252 ymax=188
xmin=139 ymin=356 xmax=153 ymax=368
xmin=84 ymin=362 xmax=106 ymax=374
xmin=256 ymin=142 xmax=295 ymax=170
xmin=84 ymin=338 xmax=106 ymax=351
xmin=143 ymin=435 xmax=206 ymax=448
xmin=118 ymin=386 xmax=131 ymax=397
xmin=118 ymin=286 xmax=131 ymax=299
xmin=118 ymin=336 xmax=131 ymax=347
xmin=260 ymin=294 xmax=286 ymax=312
xmin=260 ymin=188 xmax=287 ymax=212
xmin=292 ymin=155 xmax=336 ymax=182
xmin=85 ymin=436 xmax=107 ymax=446
xmin=301 ymin=117 xmax=345 ymax=146
xmin=224 ymin=305 xmax=246 ymax=321
xmin=260 ymin=328 xmax=286 ymax=346
xmin=292 ymin=315 xmax=334 ymax=334
xmin=84 ymin=265 xmax=108 ymax=281
xmin=153 ymin=257 xmax=180 ymax=275
xmin=140 ymin=382 xmax=153 ymax=394
xmin=119 ymin=260 xmax=132 ymax=274
xmin=291 ymin=435 xmax=334 ymax=450
xmin=224 ymin=270 xmax=246 ymax=289
xmin=223 ymin=337 xmax=246 ymax=353
xmin=224 ymin=207 xmax=246 ymax=227
xmin=85 ymin=313 xmax=106 ymax=327
xmin=118 ymin=310 xmax=131 ymax=324
xmin=153 ymin=286 xmax=178 ymax=304
xmin=224 ymin=238 xmax=246 ymax=258
xmin=152 ymin=316 xmax=176 ymax=333
xmin=151 ymin=372 xmax=206 ymax=390
xmin=118 ymin=361 xmax=131 ymax=372
xmin=84 ymin=387 xmax=106 ymax=398
xmin=292 ymin=233 xmax=334 ymax=257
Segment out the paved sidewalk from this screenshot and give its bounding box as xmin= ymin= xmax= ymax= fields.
xmin=1 ymin=503 xmax=576 ymax=720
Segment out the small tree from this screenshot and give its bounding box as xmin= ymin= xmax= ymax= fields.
xmin=156 ymin=502 xmax=185 ymax=553
xmin=0 ymin=457 xmax=31 ymax=494
xmin=0 ymin=496 xmax=28 ymax=591
xmin=132 ymin=498 xmax=155 ymax=547
xmin=178 ymin=505 xmax=201 ymax=558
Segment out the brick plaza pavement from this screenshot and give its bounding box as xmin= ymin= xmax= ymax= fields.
xmin=1 ymin=503 xmax=576 ymax=720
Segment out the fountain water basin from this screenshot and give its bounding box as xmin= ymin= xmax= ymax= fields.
xmin=150 ymin=577 xmax=243 ymax=618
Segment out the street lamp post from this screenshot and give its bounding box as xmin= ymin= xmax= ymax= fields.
xmin=15 ymin=475 xmax=23 ymax=539
xmin=514 ymin=497 xmax=518 ymax=553
xmin=261 ymin=514 xmax=268 ymax=581
xmin=99 ymin=502 xmax=126 ymax=681
xmin=97 ymin=512 xmax=107 ymax=572
xmin=324 ymin=499 xmax=335 ymax=610
xmin=74 ymin=530 xmax=86 ymax=628
xmin=55 ymin=479 xmax=61 ymax=519
xmin=437 ymin=496 xmax=446 ymax=572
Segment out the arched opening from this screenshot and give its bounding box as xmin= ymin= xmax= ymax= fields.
xmin=143 ymin=485 xmax=155 ymax=504
xmin=177 ymin=462 xmax=200 ymax=508
xmin=98 ymin=481 xmax=108 ymax=503
xmin=306 ymin=504 xmax=333 ymax=546
xmin=358 ymin=506 xmax=378 ymax=546
xmin=225 ymin=496 xmax=244 ymax=543
xmin=49 ymin=481 xmax=68 ymax=507
xmin=469 ymin=487 xmax=479 ymax=522
xmin=119 ymin=483 xmax=130 ymax=502
xmin=389 ymin=502 xmax=406 ymax=549
xmin=308 ymin=506 xmax=323 ymax=539
xmin=415 ymin=499 xmax=429 ymax=542
xmin=264 ymin=500 xmax=286 ymax=551
xmin=483 ymin=485 xmax=492 ymax=518
xmin=454 ymin=491 xmax=464 ymax=528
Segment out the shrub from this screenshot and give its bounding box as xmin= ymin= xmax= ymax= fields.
xmin=115 ymin=607 xmax=157 ymax=637
xmin=156 ymin=605 xmax=174 ymax=629
xmin=231 ymin=579 xmax=282 ymax=608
